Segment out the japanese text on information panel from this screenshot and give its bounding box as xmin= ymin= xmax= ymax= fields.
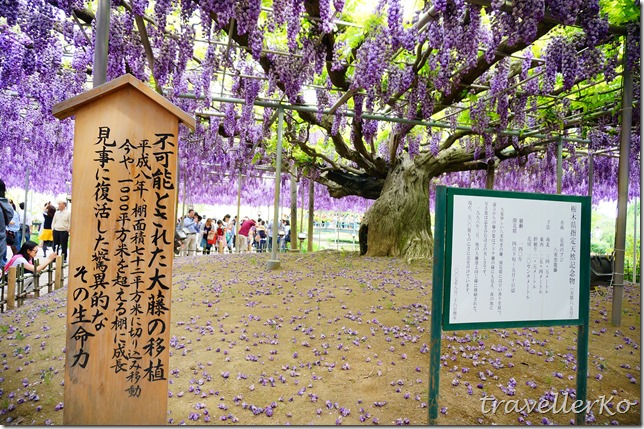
xmin=68 ymin=126 xmax=174 ymax=398
xmin=449 ymin=195 xmax=581 ymax=324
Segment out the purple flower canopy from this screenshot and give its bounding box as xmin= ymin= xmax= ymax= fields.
xmin=0 ymin=0 xmax=639 ymax=212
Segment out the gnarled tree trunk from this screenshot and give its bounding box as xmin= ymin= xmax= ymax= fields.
xmin=360 ymin=154 xmax=433 ymax=264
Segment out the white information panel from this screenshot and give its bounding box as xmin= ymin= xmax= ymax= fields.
xmin=448 ymin=194 xmax=582 ymax=324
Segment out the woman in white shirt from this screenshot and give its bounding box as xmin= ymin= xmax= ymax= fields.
xmin=4 ymin=241 xmax=57 ymax=292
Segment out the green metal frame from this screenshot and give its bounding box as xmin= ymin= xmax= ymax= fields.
xmin=428 ymin=186 xmax=446 ymax=425
xmin=429 ymin=186 xmax=591 ymax=425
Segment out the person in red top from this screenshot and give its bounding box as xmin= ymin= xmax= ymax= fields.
xmin=237 ymin=217 xmax=256 ymax=253
xmin=215 ymin=220 xmax=226 ymax=254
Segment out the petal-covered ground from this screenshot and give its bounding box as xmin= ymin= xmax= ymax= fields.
xmin=0 ymin=251 xmax=640 ymax=425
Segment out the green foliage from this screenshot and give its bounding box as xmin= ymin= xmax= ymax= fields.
xmin=251 ymin=151 xmax=264 ymax=164
xmin=591 ymin=241 xmax=611 ymax=254
xmin=601 ymin=0 xmax=641 ymax=25
xmin=300 ymin=240 xmax=322 ymax=253
xmin=591 ymin=204 xmax=640 ymax=281
xmin=341 ymin=13 xmax=385 ymax=50
xmin=540 ymin=107 xmax=563 ymax=132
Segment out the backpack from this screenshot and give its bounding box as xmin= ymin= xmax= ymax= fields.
xmin=3 ymin=254 xmax=23 ymax=274
xmin=258 ymin=229 xmax=267 ymax=239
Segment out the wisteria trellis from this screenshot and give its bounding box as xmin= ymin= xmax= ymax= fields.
xmin=0 ymin=0 xmax=640 ymax=228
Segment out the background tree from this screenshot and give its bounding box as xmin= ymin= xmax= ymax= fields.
xmin=0 ymin=0 xmax=640 ymax=262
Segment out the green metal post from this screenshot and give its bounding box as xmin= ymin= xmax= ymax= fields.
xmin=634 ymin=199 xmax=638 ymax=283
xmin=429 ymin=186 xmax=447 ymax=425
xmin=93 ymin=0 xmax=110 ymax=87
xmin=575 ymin=322 xmax=589 ymax=425
xmin=588 ymin=153 xmax=593 ymax=198
xmin=236 ymin=169 xmax=241 ymax=252
xmin=307 ymin=179 xmax=314 ymax=252
xmin=290 ymin=173 xmax=298 ymax=251
xmin=612 ymin=46 xmax=633 ymax=326
xmin=575 ymin=197 xmax=592 ymax=425
xmin=21 ymin=167 xmax=29 ymax=246
xmin=267 ymin=108 xmax=284 ymax=270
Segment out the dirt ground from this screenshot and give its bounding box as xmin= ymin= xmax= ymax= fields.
xmin=0 ymin=251 xmax=640 ymax=425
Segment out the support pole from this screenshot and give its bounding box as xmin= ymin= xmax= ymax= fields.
xmin=428 ymin=186 xmax=447 ymax=425
xmin=54 ymin=256 xmax=63 ymax=290
xmin=575 ymin=198 xmax=593 ymax=425
xmin=236 ymin=169 xmax=242 ymax=252
xmin=634 ymin=199 xmax=638 ymax=283
xmin=33 ymin=264 xmax=40 ymax=298
xmin=47 ymin=263 xmax=54 ymax=293
xmin=300 ymin=182 xmax=304 ymax=234
xmin=588 ymin=153 xmax=594 ymax=198
xmin=174 ymin=161 xmax=181 ymax=235
xmin=21 ymin=167 xmax=29 ymax=246
xmin=181 ymin=173 xmax=186 ymax=220
xmin=290 ymin=173 xmax=298 ymax=252
xmin=611 ymin=50 xmax=633 ymax=326
xmin=485 ymin=159 xmax=495 ymax=190
xmin=307 ymin=179 xmax=314 ymax=252
xmin=93 ymin=0 xmax=110 ymax=87
xmin=267 ymin=108 xmax=284 ymax=270
xmin=336 ymin=212 xmax=339 ymax=250
xmin=7 ymin=267 xmax=16 ymax=310
xmin=575 ymin=314 xmax=590 ymax=425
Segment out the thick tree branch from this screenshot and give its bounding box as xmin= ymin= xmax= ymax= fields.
xmin=319 ymin=170 xmax=385 ymax=199
xmin=286 ymin=130 xmax=364 ymax=176
xmin=350 ymin=114 xmax=377 ymax=164
xmin=298 ymin=108 xmax=387 ymax=177
xmin=303 ymin=0 xmax=351 ymax=91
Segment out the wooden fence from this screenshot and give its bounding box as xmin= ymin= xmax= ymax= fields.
xmin=0 ymin=256 xmax=67 ymax=312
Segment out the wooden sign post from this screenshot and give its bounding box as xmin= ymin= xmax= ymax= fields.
xmin=53 ymin=74 xmax=195 ymax=425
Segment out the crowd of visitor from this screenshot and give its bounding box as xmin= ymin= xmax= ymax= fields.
xmin=1 ymin=179 xmax=71 ymax=274
xmin=1 ymin=175 xmax=308 ymax=285
xmin=176 ymin=209 xmax=292 ymax=256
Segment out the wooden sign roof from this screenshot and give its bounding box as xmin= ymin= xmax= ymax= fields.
xmin=52 ymin=73 xmax=196 ymax=131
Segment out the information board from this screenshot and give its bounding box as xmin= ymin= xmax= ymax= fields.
xmin=429 ymin=186 xmax=591 ymax=425
xmin=441 ymin=188 xmax=590 ymax=330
